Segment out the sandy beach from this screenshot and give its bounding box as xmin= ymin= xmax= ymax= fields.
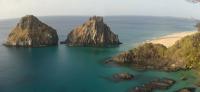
xmin=147 ymin=31 xmax=197 ymax=48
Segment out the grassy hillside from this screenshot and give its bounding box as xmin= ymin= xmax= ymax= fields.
xmin=167 ymin=32 xmax=200 ymax=69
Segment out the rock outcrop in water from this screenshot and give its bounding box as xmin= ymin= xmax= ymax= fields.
xmin=130 ymin=78 xmax=175 ymax=92
xmin=4 ymin=15 xmax=58 ymax=47
xmin=112 ymin=73 xmax=134 ymax=82
xmin=106 ymin=32 xmax=200 ymax=71
xmin=176 ymin=87 xmax=196 ymax=92
xmin=63 ymin=16 xmax=121 ymax=47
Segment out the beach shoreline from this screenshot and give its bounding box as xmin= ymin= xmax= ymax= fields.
xmin=146 ymin=31 xmax=198 ymax=48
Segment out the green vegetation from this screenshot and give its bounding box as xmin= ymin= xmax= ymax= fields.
xmin=112 ymin=32 xmax=200 ymax=70
xmin=167 ymin=32 xmax=200 ymax=68
xmin=129 ymin=43 xmax=167 ymax=65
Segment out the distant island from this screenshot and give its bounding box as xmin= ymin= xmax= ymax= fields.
xmin=61 ymin=16 xmax=121 ymax=47
xmin=4 ymin=15 xmax=59 ymax=47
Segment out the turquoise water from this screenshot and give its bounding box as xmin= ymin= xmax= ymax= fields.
xmin=0 ymin=16 xmax=199 ymax=92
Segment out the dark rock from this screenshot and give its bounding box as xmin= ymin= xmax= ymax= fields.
xmin=4 ymin=15 xmax=58 ymax=47
xmin=60 ymin=41 xmax=66 ymax=44
xmin=129 ymin=78 xmax=175 ymax=92
xmin=63 ymin=16 xmax=121 ymax=47
xmin=194 ymin=81 xmax=200 ymax=87
xmin=112 ymin=73 xmax=134 ymax=81
xmin=175 ymin=87 xmax=196 ymax=92
xmin=180 ymin=76 xmax=188 ymax=81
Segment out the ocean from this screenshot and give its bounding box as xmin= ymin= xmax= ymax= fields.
xmin=0 ymin=16 xmax=198 ymax=92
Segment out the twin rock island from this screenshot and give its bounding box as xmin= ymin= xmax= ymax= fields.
xmin=3 ymin=15 xmax=200 ymax=92
xmin=4 ymin=15 xmax=121 ymax=47
xmin=4 ymin=15 xmax=200 ymax=72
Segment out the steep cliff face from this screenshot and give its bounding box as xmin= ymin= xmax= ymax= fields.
xmin=4 ymin=15 xmax=58 ymax=47
xmin=64 ymin=16 xmax=121 ymax=47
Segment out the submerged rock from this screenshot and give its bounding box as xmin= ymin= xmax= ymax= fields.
xmin=176 ymin=87 xmax=196 ymax=92
xmin=130 ymin=78 xmax=175 ymax=92
xmin=63 ymin=16 xmax=121 ymax=47
xmin=180 ymin=76 xmax=188 ymax=81
xmin=112 ymin=73 xmax=134 ymax=81
xmin=4 ymin=15 xmax=58 ymax=47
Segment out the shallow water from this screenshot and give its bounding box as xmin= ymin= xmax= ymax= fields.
xmin=0 ymin=16 xmax=198 ymax=92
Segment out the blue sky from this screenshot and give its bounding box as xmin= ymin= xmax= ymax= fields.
xmin=0 ymin=0 xmax=200 ymax=19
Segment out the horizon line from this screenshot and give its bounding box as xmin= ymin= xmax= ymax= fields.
xmin=0 ymin=14 xmax=198 ymax=21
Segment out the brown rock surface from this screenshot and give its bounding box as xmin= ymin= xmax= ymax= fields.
xmin=64 ymin=16 xmax=121 ymax=47
xmin=4 ymin=15 xmax=58 ymax=47
xmin=112 ymin=72 xmax=134 ymax=81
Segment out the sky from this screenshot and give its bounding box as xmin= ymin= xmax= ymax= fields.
xmin=0 ymin=0 xmax=200 ymax=19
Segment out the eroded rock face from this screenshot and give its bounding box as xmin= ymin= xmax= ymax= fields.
xmin=64 ymin=16 xmax=121 ymax=47
xmin=4 ymin=15 xmax=58 ymax=47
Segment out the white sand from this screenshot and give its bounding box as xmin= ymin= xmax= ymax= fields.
xmin=147 ymin=31 xmax=197 ymax=48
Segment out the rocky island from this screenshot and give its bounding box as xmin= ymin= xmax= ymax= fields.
xmin=106 ymin=31 xmax=200 ymax=71
xmin=4 ymin=15 xmax=58 ymax=47
xmin=62 ymin=16 xmax=121 ymax=47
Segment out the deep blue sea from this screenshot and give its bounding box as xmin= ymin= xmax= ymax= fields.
xmin=0 ymin=16 xmax=199 ymax=92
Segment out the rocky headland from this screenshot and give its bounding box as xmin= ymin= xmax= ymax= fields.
xmin=4 ymin=15 xmax=58 ymax=47
xmin=62 ymin=16 xmax=121 ymax=47
xmin=106 ymin=31 xmax=200 ymax=71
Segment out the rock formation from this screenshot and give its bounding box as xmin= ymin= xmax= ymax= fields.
xmin=106 ymin=43 xmax=180 ymax=71
xmin=4 ymin=15 xmax=58 ymax=47
xmin=112 ymin=73 xmax=134 ymax=82
xmin=130 ymin=78 xmax=175 ymax=92
xmin=63 ymin=16 xmax=121 ymax=47
xmin=176 ymin=87 xmax=196 ymax=92
xmin=106 ymin=32 xmax=200 ymax=71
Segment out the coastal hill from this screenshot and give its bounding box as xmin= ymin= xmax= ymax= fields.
xmin=107 ymin=31 xmax=200 ymax=71
xmin=4 ymin=15 xmax=59 ymax=47
xmin=63 ymin=16 xmax=121 ymax=47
